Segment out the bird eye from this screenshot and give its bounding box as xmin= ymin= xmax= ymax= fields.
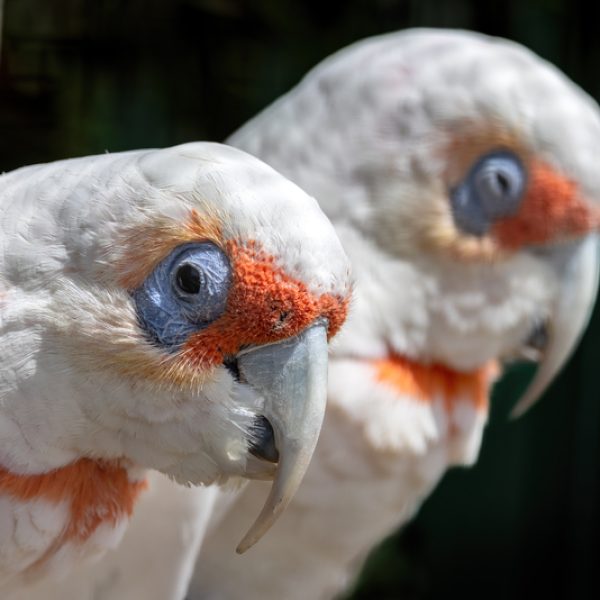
xmin=132 ymin=242 xmax=231 ymax=349
xmin=450 ymin=150 xmax=527 ymax=236
xmin=175 ymin=264 xmax=202 ymax=295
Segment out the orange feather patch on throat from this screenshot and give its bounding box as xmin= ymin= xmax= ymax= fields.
xmin=0 ymin=459 xmax=147 ymax=543
xmin=374 ymin=354 xmax=499 ymax=411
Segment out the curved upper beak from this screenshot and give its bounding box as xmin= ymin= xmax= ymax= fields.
xmin=511 ymin=235 xmax=599 ymax=417
xmin=233 ymin=321 xmax=329 ymax=553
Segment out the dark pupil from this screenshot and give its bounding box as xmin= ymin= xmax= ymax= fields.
xmin=176 ymin=264 xmax=201 ymax=294
xmin=496 ymin=171 xmax=510 ymax=195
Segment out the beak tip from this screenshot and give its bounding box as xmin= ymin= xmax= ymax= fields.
xmin=234 ymin=323 xmax=329 ymax=553
xmin=509 ymin=404 xmax=525 ymax=420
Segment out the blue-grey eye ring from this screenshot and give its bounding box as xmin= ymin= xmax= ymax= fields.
xmin=450 ymin=150 xmax=527 ymax=237
xmin=132 ymin=242 xmax=231 ymax=349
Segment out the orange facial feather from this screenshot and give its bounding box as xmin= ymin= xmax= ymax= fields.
xmin=182 ymin=240 xmax=348 ymax=367
xmin=0 ymin=459 xmax=147 ymax=542
xmin=493 ymin=161 xmax=600 ymax=250
xmin=374 ymin=354 xmax=499 ymax=411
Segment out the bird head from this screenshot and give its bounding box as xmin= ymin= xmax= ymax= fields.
xmin=0 ymin=142 xmax=350 ymax=551
xmin=229 ymin=29 xmax=600 ymax=416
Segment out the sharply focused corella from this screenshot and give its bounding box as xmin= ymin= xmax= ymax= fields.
xmin=0 ymin=142 xmax=350 ymax=594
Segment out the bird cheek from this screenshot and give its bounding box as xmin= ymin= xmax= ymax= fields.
xmin=181 ymin=242 xmax=349 ymax=368
xmin=180 ymin=293 xmax=306 ymax=368
xmin=182 ymin=286 xmax=343 ymax=370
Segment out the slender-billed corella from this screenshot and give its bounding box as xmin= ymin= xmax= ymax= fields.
xmin=0 ymin=142 xmax=350 ymax=594
xmin=189 ymin=30 xmax=600 ymax=599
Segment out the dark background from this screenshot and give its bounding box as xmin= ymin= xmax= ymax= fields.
xmin=1 ymin=1 xmax=599 ymax=598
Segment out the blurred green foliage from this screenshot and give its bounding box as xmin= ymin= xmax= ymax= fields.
xmin=1 ymin=1 xmax=599 ymax=598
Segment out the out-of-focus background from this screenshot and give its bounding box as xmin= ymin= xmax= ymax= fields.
xmin=1 ymin=1 xmax=599 ymax=598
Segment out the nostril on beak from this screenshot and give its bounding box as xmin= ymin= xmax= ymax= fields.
xmin=223 ymin=356 xmax=241 ymax=381
xmin=249 ymin=416 xmax=279 ymax=464
xmin=525 ymin=320 xmax=549 ymax=353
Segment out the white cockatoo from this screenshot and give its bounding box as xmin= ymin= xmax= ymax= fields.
xmin=0 ymin=142 xmax=351 ymax=596
xmin=188 ymin=30 xmax=600 ymax=599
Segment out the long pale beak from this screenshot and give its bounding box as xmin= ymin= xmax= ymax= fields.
xmin=511 ymin=235 xmax=599 ymax=417
xmin=234 ymin=321 xmax=329 ymax=553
